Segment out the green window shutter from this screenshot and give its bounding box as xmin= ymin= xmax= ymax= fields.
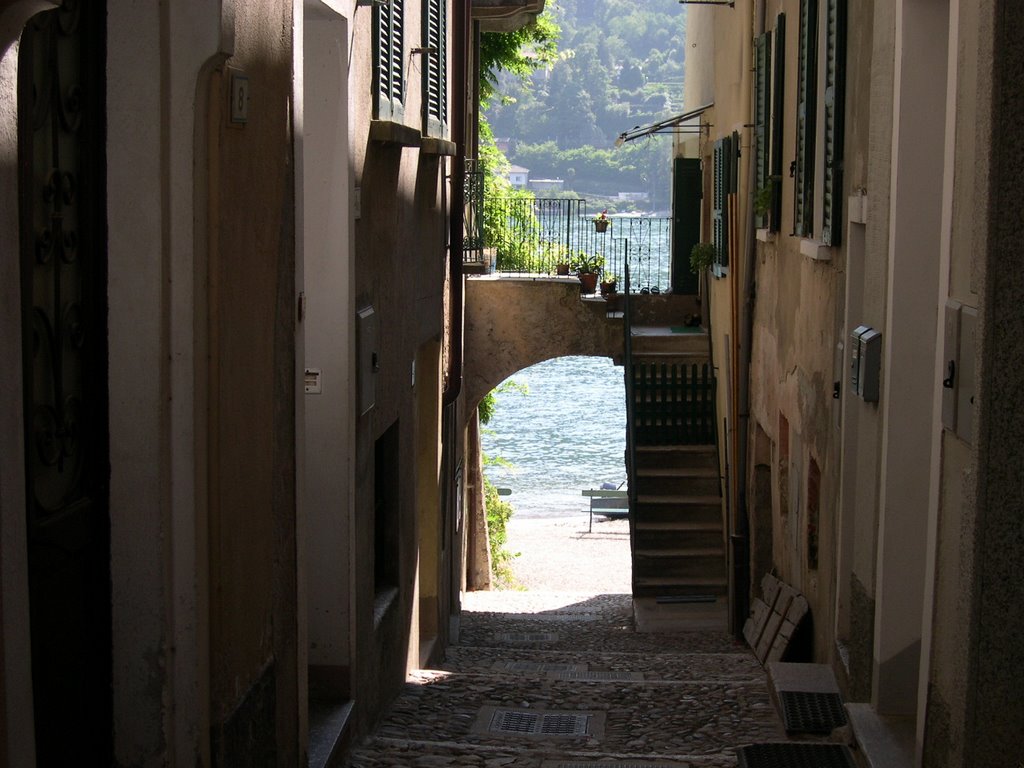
xmin=713 ymin=138 xmax=727 ymax=272
xmin=375 ymin=0 xmax=405 ymax=120
xmin=794 ymin=0 xmax=818 ymax=238
xmin=770 ymin=13 xmax=786 ymax=232
xmin=755 ymin=32 xmax=771 ymax=229
xmin=423 ymin=0 xmax=448 ymax=136
xmin=821 ymin=0 xmax=847 ymax=246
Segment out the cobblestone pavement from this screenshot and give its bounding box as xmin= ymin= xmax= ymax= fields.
xmin=346 ymin=591 xmax=786 ymax=767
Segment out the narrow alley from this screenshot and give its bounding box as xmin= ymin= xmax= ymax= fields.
xmin=347 ymin=590 xmax=784 ymax=767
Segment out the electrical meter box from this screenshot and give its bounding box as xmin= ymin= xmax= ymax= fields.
xmin=850 ymin=325 xmax=882 ymax=402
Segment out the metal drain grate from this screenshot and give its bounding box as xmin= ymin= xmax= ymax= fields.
xmin=737 ymin=743 xmax=856 ymax=768
xmin=495 ymin=632 xmax=560 ymax=643
xmin=492 ymin=661 xmax=586 ymax=673
xmin=779 ymin=691 xmax=849 ymax=733
xmin=474 ymin=706 xmax=605 ymax=739
xmin=550 ymin=670 xmax=644 ymax=682
xmin=545 ymin=762 xmax=686 ymax=768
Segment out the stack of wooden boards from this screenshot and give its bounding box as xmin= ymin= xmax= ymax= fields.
xmin=743 ymin=572 xmax=809 ymax=664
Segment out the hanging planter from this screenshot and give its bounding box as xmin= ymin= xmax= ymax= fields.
xmin=593 ymin=210 xmax=610 ymax=233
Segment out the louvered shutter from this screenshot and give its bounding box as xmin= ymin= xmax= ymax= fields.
xmin=375 ymin=0 xmax=405 ymax=120
xmin=424 ymin=0 xmax=448 ymax=136
xmin=755 ymin=32 xmax=771 ymax=230
xmin=794 ymin=0 xmax=818 ymax=238
xmin=713 ymin=138 xmax=726 ymax=271
xmin=770 ymin=14 xmax=785 ymax=232
xmin=821 ymin=0 xmax=846 ymax=246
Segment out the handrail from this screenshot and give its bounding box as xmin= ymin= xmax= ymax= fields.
xmin=622 ymin=260 xmax=639 ymax=581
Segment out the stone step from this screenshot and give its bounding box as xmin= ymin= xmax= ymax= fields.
xmin=634 ymin=556 xmax=728 ymax=580
xmin=636 ymin=466 xmax=720 ymax=496
xmin=635 ymin=445 xmax=718 ymax=470
xmin=632 ymin=575 xmax=729 ymax=598
xmin=630 ymin=326 xmax=710 ymax=357
xmin=634 ymin=495 xmax=722 ymax=525
xmin=633 ymin=521 xmax=724 ymax=552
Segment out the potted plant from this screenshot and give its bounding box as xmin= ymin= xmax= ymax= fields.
xmin=689 ymin=242 xmax=716 ymax=273
xmin=600 ymin=272 xmax=618 ymax=297
xmin=571 ymin=252 xmax=604 ymax=294
xmin=593 ymin=209 xmax=610 ymax=233
xmin=556 ymin=262 xmax=571 ymax=276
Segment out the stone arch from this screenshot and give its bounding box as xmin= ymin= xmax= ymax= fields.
xmin=463 ymin=277 xmax=624 ymax=410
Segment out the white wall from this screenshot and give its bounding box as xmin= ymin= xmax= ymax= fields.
xmin=300 ymin=0 xmax=355 ymax=680
xmin=106 ymin=0 xmax=232 ymax=762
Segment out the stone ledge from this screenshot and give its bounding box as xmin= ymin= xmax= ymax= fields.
xmin=369 ymin=119 xmax=421 ymax=147
xmin=846 ymin=703 xmax=915 ymax=768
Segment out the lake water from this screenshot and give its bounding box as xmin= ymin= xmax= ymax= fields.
xmin=481 ymin=356 xmax=627 ymax=519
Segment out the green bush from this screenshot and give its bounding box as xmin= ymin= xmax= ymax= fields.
xmin=484 ymin=477 xmax=519 ymax=589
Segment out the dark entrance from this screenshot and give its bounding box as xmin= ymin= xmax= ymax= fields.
xmin=671 ymin=157 xmax=702 ymax=295
xmin=18 ymin=1 xmax=111 ymax=763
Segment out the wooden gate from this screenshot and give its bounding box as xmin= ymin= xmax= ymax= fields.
xmin=631 ymin=361 xmax=716 ymax=445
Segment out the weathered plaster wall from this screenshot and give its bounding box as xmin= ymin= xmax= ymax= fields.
xmin=202 ymin=2 xmax=300 ymax=763
xmin=347 ymin=0 xmax=454 ymax=738
xmin=920 ymin=0 xmax=986 ymax=762
xmin=718 ymin=0 xmax=846 ymax=661
xmin=958 ymin=0 xmax=1024 ymax=762
xmin=463 ymin=278 xmax=624 ymax=409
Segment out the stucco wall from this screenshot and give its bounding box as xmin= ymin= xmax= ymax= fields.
xmin=201 ymin=2 xmax=300 ymax=763
xmin=347 ymin=0 xmax=454 ymax=738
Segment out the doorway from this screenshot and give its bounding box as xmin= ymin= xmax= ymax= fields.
xmin=18 ymin=2 xmax=112 ymax=763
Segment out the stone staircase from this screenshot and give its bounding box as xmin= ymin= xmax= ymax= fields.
xmin=627 ymin=327 xmax=727 ymax=600
xmin=631 ymin=445 xmax=727 ymax=598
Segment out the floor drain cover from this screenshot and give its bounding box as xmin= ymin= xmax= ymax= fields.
xmin=737 ymin=743 xmax=856 ymax=768
xmin=473 ymin=706 xmax=605 ymax=739
xmin=550 ymin=670 xmax=644 ymax=682
xmin=779 ymin=691 xmax=848 ymax=733
xmin=545 ymin=762 xmax=686 ymax=768
xmin=493 ymin=661 xmax=586 ymax=673
xmin=495 ymin=632 xmax=560 ymax=643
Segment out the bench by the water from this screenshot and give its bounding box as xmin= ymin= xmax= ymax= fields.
xmin=582 ymin=489 xmax=629 ymax=532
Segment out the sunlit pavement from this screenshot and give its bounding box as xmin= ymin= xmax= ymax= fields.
xmin=346 ymin=590 xmax=785 ymax=767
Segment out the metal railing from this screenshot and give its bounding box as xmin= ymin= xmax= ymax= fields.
xmin=462 ymin=159 xmax=485 ymax=265
xmin=479 ymin=195 xmax=673 ymax=293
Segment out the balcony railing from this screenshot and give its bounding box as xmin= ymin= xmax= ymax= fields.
xmin=467 ymin=193 xmax=673 ymax=294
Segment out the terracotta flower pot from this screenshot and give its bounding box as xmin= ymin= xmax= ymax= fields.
xmin=578 ymin=272 xmax=599 ymax=294
xmin=600 ymin=280 xmax=617 ymax=297
xmin=594 ymin=219 xmax=609 ymax=233
xmin=556 ymin=263 xmax=570 ymax=275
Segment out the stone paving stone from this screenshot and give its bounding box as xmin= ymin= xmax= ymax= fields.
xmin=443 ymin=648 xmax=765 ymax=684
xmin=345 ymin=590 xmax=787 ymax=767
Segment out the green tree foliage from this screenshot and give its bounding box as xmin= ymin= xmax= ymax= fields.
xmin=479 ymin=12 xmax=561 ymax=108
xmin=484 ymin=0 xmax=686 ymax=204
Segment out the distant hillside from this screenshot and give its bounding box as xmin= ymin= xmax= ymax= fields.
xmin=485 ymin=0 xmax=686 ymax=209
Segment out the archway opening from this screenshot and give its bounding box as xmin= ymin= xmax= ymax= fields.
xmin=480 ymin=355 xmax=631 ymax=593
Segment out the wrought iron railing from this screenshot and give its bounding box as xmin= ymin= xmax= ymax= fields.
xmin=482 ymin=195 xmax=673 ymax=293
xmin=462 ymin=158 xmax=485 ymax=265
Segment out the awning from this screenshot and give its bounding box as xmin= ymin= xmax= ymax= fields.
xmin=615 ymin=102 xmax=713 ymax=146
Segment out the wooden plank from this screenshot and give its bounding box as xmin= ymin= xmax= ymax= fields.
xmin=744 ymin=597 xmax=771 ymax=648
